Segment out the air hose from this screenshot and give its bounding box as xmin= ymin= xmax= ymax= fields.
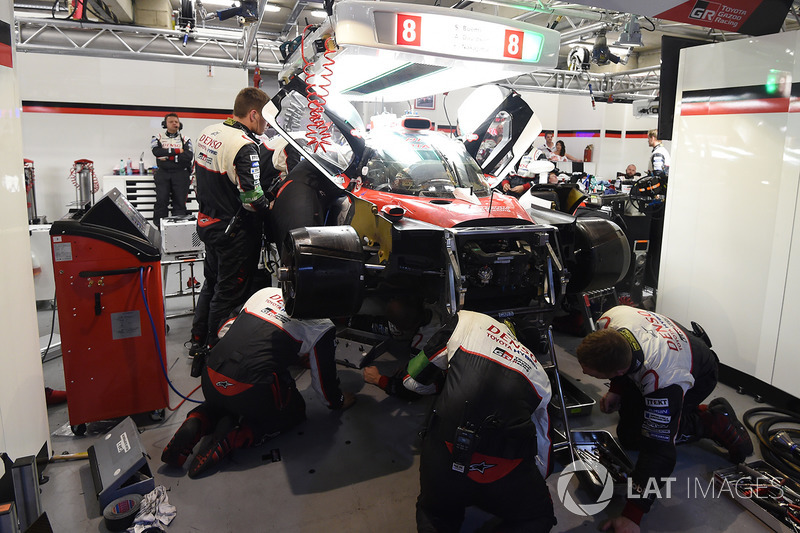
xmin=743 ymin=407 xmax=800 ymax=481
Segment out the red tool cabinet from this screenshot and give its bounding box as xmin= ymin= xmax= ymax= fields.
xmin=50 ymin=189 xmax=168 ymax=431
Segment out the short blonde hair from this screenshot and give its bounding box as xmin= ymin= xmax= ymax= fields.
xmin=647 ymin=129 xmax=659 ymax=141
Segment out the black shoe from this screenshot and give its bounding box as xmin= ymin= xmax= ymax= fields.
xmin=706 ymin=398 xmax=754 ymax=463
xmin=161 ymin=417 xmax=203 ymax=468
xmin=186 ymin=339 xmax=207 ymax=360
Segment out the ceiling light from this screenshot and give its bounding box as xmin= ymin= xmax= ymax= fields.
xmin=310 ymin=10 xmax=327 ymax=18
xmin=615 ymin=15 xmax=644 ymax=47
xmin=285 ymin=0 xmax=560 ymax=102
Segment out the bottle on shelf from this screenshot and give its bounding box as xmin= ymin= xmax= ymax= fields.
xmin=119 ymin=159 xmax=125 ymax=175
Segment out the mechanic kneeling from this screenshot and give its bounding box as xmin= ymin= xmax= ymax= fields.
xmin=404 ymin=310 xmax=557 ymax=533
xmin=162 ymin=287 xmax=356 ymax=478
xmin=577 ymin=305 xmax=753 ymax=533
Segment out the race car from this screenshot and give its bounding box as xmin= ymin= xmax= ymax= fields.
xmin=261 ymin=81 xmax=630 ymax=324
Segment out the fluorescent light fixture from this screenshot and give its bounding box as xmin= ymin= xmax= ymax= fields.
xmin=310 ymin=10 xmax=328 ymax=18
xmin=264 ymin=4 xmax=281 ymax=12
xmin=304 ymin=0 xmax=560 ymax=102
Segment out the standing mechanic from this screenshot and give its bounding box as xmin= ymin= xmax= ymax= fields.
xmin=162 ymin=287 xmax=356 ymax=478
xmin=151 ymin=112 xmax=194 ymax=228
xmin=188 ymin=88 xmax=276 ymax=363
xmin=576 ymin=305 xmax=753 ymax=533
xmin=647 ymin=129 xmax=670 ymax=178
xmin=403 ymin=310 xmax=556 ymax=533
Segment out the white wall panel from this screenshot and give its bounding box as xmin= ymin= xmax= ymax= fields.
xmin=0 ymin=1 xmax=51 ymax=470
xmin=557 ymin=93 xmax=600 ymax=130
xmin=766 ymin=30 xmax=800 ymax=394
xmin=17 ymin=54 xmax=248 ymax=107
xmin=16 ymin=53 xmax=255 ymax=220
xmin=657 ymin=30 xmax=800 ymax=396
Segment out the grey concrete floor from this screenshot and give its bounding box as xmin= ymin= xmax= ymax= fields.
xmin=37 ymin=296 xmax=774 ymax=532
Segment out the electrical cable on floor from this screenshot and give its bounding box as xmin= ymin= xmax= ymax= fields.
xmin=41 ymin=290 xmax=58 ymax=361
xmin=168 ymin=384 xmax=203 ymax=411
xmin=139 ymin=267 xmax=203 ymax=406
xmin=743 ymin=407 xmax=800 ymax=481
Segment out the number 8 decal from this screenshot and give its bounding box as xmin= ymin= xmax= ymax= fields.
xmin=504 ymin=29 xmax=523 ymax=59
xmin=397 ymin=14 xmax=422 ymax=46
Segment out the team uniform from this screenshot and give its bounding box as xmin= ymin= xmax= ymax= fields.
xmin=596 ymin=306 xmax=721 ymax=523
xmin=499 ymin=174 xmax=535 ymax=197
xmin=538 ymin=141 xmax=556 ymax=156
xmin=192 ymin=118 xmax=271 ymax=348
xmin=648 ymin=142 xmax=670 ymax=177
xmin=151 ymin=130 xmax=194 ymax=227
xmin=202 ymin=287 xmax=344 ymax=423
xmin=405 ymin=311 xmax=556 ymax=533
xmin=162 ymin=287 xmax=345 ymax=478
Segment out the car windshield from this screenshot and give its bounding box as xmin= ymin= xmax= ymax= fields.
xmin=362 ymin=130 xmax=491 ymax=198
xmin=274 ymin=91 xmax=358 ymax=173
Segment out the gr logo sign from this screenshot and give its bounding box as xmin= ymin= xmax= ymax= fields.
xmin=689 ymin=1 xmax=720 ymax=21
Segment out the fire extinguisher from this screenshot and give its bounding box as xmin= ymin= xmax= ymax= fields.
xmin=584 ymin=144 xmax=593 ymax=162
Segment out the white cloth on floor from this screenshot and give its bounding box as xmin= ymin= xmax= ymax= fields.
xmin=127 ymin=485 xmax=176 ymax=532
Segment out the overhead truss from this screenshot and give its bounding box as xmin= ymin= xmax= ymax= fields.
xmin=505 ymin=66 xmax=661 ymax=102
xmin=15 ymin=16 xmax=660 ymax=101
xmin=14 ymin=17 xmax=285 ymax=70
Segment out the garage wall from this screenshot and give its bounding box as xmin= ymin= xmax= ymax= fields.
xmin=0 ymin=1 xmax=50 ymax=468
xmin=16 ymin=53 xmax=254 ymax=222
xmin=657 ymin=30 xmax=800 ymax=397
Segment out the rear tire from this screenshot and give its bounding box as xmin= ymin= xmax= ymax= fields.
xmin=281 ymin=226 xmax=366 ymax=318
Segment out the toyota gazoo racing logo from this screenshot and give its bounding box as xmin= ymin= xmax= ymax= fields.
xmin=688 ymin=1 xmax=720 ymax=21
xmin=557 ymin=459 xmax=614 ymax=516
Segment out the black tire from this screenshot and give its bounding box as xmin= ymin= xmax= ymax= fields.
xmin=281 ymin=226 xmax=365 ymax=318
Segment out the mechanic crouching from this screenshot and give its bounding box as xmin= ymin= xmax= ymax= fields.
xmin=576 ymin=305 xmax=753 ymax=533
xmin=403 ymin=310 xmax=557 ymax=533
xmin=161 ymin=287 xmax=356 ymax=478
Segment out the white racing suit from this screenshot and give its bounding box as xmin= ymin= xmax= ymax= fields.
xmin=648 ymin=143 xmax=670 ymax=178
xmin=597 ymin=305 xmax=718 ymax=524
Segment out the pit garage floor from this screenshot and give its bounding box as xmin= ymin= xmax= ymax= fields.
xmin=37 ymin=295 xmax=775 ymax=533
